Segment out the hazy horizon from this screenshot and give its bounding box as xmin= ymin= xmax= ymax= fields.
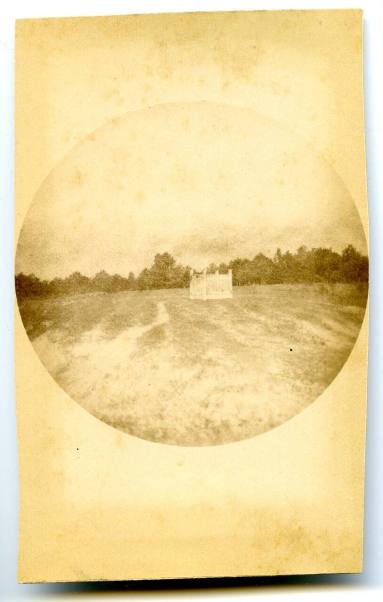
xmin=16 ymin=240 xmax=367 ymax=280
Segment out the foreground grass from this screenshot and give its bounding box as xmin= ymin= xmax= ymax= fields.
xmin=18 ymin=283 xmax=367 ymax=445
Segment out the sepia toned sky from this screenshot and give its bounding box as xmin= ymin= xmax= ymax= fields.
xmin=16 ymin=102 xmax=367 ymax=279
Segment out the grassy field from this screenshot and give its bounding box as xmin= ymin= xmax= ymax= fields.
xmin=18 ymin=283 xmax=367 ymax=445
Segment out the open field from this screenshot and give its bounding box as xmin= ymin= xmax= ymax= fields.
xmin=18 ymin=283 xmax=367 ymax=445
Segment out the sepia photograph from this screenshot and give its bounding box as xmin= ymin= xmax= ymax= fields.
xmin=12 ymin=6 xmax=374 ymax=584
xmin=15 ymin=102 xmax=368 ymax=446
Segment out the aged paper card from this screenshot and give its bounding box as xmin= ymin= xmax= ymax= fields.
xmin=15 ymin=10 xmax=368 ymax=581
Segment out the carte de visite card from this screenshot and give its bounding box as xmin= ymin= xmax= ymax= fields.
xmin=15 ymin=9 xmax=368 ymax=582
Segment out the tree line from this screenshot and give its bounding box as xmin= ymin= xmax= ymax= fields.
xmin=15 ymin=245 xmax=368 ymax=299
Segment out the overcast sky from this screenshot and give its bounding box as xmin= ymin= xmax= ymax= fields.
xmin=16 ymin=103 xmax=367 ymax=279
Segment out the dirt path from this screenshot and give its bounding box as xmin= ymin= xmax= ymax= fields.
xmin=71 ymin=300 xmax=169 ymax=360
xmin=25 ymin=285 xmax=367 ymax=445
xmin=33 ymin=301 xmax=170 ymax=378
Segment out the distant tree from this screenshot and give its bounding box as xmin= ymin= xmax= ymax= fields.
xmin=93 ymin=270 xmax=113 ymax=292
xmin=252 ymin=253 xmax=275 ymax=284
xmin=110 ymin=274 xmax=127 ymax=292
xmin=311 ymin=248 xmax=340 ymax=282
xmin=65 ymin=271 xmax=91 ymax=294
xmin=207 ymin=263 xmax=219 ymax=274
xmin=340 ymin=244 xmax=368 ymax=282
xmin=137 ymin=252 xmax=187 ymax=290
xmin=137 ymin=268 xmax=152 ymax=290
xmin=127 ymin=272 xmax=136 ymax=290
xmin=14 ymin=244 xmax=369 ymax=300
xmin=15 ymin=273 xmax=42 ymax=298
